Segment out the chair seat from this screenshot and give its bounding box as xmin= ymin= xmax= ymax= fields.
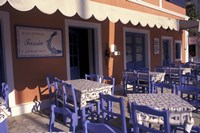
xmin=83 ymin=120 xmax=117 ymax=133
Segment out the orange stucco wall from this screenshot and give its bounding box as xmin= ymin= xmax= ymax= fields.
xmin=92 ymin=0 xmax=186 ymax=19
xmin=0 ymin=1 xmax=186 ymax=105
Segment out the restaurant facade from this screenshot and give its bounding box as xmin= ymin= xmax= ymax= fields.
xmin=0 ymin=0 xmax=190 ymax=116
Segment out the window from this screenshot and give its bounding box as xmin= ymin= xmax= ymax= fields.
xmin=189 ymin=44 xmax=196 ymax=57
xmin=166 ymin=0 xmax=185 ymax=8
xmin=175 ymin=41 xmax=181 ymax=60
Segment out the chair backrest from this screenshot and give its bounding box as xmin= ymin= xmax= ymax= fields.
xmin=83 ymin=120 xmax=116 ymax=133
xmin=167 ymin=65 xmax=181 ymax=85
xmin=49 ymin=104 xmax=78 ymax=133
xmin=1 ymin=82 xmax=9 ymax=109
xmin=152 ymin=82 xmax=176 ymax=94
xmin=85 ymin=74 xmax=100 ymax=82
xmin=131 ymin=102 xmax=170 ymax=133
xmin=54 ymin=80 xmax=78 ymax=115
xmin=101 ymin=76 xmax=115 ymax=95
xmin=154 ymin=66 xmax=166 ymax=73
xmin=191 ymin=125 xmax=200 ymax=133
xmin=100 ymin=93 xmax=127 ymax=133
xmin=136 ymin=68 xmax=151 ymax=93
xmin=46 ymin=75 xmax=61 ymax=103
xmin=179 ymin=73 xmax=198 ymax=87
xmin=177 ymin=85 xmax=200 ymax=112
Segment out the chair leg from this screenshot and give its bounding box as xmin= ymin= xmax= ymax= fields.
xmin=70 ymin=114 xmax=77 ymax=133
xmin=97 ymin=101 xmax=101 ymax=122
xmin=81 ymin=108 xmax=86 ymax=126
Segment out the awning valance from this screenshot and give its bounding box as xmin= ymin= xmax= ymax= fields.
xmin=0 ymin=0 xmax=179 ymax=30
xmin=179 ymin=20 xmax=200 ymax=32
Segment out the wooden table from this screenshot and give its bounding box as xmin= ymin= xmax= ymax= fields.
xmin=127 ymin=93 xmax=196 ymax=132
xmin=65 ymin=79 xmax=112 ymax=109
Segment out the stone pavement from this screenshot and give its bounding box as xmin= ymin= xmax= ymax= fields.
xmin=7 ymin=85 xmax=200 ymax=133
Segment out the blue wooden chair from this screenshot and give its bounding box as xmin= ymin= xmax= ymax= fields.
xmin=168 ymin=65 xmax=181 ymax=85
xmin=179 ymin=73 xmax=198 ymax=87
xmin=101 ymin=76 xmax=115 ymax=95
xmin=52 ymin=81 xmax=79 ymax=131
xmin=177 ymin=85 xmax=200 ymax=112
xmin=100 ymin=93 xmax=127 ymax=133
xmin=49 ymin=104 xmax=78 ymax=133
xmin=1 ymin=82 xmax=10 ymax=110
xmin=46 ymin=75 xmax=61 ymax=104
xmin=191 ymin=125 xmax=200 ymax=133
xmin=152 ymin=82 xmax=176 ymax=94
xmin=54 ymin=80 xmax=94 ymax=126
xmin=154 ymin=66 xmax=166 ymax=73
xmin=87 ymin=76 xmax=115 ymax=122
xmin=1 ymin=82 xmax=10 ymax=133
xmin=83 ymin=120 xmax=116 ymax=133
xmin=173 ymin=124 xmax=200 ymax=133
xmin=85 ymin=74 xmax=100 ymax=82
xmin=123 ymin=70 xmax=137 ymax=96
xmin=0 ymin=119 xmax=8 ymax=133
xmin=135 ymin=68 xmax=151 ymax=93
xmin=131 ymin=102 xmax=170 ymax=133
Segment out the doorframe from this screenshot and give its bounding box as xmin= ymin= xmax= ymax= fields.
xmin=123 ymin=27 xmax=150 ymax=69
xmin=161 ymin=36 xmax=173 ymax=64
xmin=0 ymin=12 xmax=15 ymax=109
xmin=65 ymin=20 xmax=102 ymax=80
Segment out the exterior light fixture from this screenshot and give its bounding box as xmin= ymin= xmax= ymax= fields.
xmin=105 ymin=44 xmax=120 ymax=59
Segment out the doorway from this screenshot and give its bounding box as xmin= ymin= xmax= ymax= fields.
xmin=69 ymin=27 xmax=95 ymax=79
xmin=125 ymin=32 xmax=146 ymax=70
xmin=162 ymin=37 xmax=172 ymax=66
xmin=0 ymin=23 xmax=5 ymax=96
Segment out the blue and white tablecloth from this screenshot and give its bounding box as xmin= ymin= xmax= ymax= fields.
xmin=65 ymin=79 xmax=112 ymax=109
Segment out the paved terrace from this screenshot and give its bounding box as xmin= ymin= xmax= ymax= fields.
xmin=7 ymin=85 xmax=200 ymax=133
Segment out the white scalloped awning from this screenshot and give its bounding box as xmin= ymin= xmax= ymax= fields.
xmin=0 ymin=0 xmax=179 ymax=30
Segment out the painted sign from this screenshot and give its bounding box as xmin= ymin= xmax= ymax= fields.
xmin=153 ymin=38 xmax=160 ymax=54
xmin=16 ymin=26 xmax=63 ymax=57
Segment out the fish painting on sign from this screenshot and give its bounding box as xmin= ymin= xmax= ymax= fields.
xmin=16 ymin=26 xmax=63 ymax=58
xmin=46 ymin=31 xmax=63 ymax=55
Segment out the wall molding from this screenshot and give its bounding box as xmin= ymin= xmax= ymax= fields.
xmin=128 ymin=0 xmax=188 ymax=19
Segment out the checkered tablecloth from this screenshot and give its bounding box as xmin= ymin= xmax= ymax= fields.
xmin=166 ymin=67 xmax=191 ymax=75
xmin=0 ymin=97 xmax=10 ymax=123
xmin=124 ymin=71 xmax=165 ymax=82
xmin=127 ymin=93 xmax=195 ymax=132
xmin=65 ymin=79 xmax=112 ymax=108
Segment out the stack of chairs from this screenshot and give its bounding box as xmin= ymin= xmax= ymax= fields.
xmin=48 ymin=76 xmax=94 ymax=132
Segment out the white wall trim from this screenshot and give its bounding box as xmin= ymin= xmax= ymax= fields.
xmin=185 ymin=31 xmax=189 ymax=62
xmin=123 ymin=27 xmax=150 ymax=69
xmin=65 ymin=20 xmax=102 ymax=79
xmin=128 ymin=0 xmax=188 ymax=19
xmin=0 ymin=11 xmax=16 ymax=113
xmin=11 ymin=99 xmax=50 ymax=116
